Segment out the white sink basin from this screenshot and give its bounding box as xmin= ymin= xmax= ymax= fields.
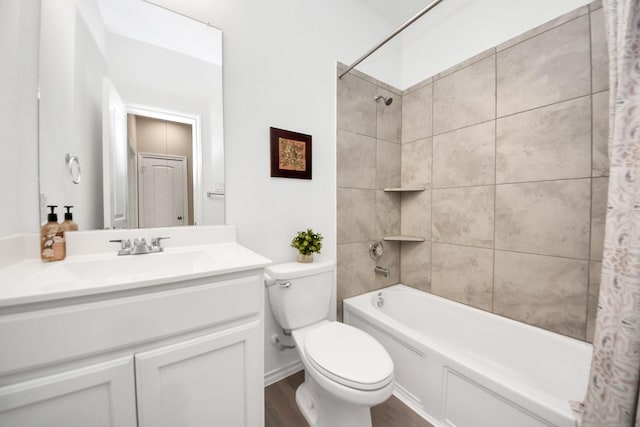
xmin=61 ymin=250 xmax=215 ymax=281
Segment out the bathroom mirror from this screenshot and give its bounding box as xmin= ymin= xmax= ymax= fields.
xmin=38 ymin=0 xmax=224 ymax=230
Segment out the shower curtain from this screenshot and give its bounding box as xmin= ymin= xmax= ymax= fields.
xmin=573 ymin=0 xmax=640 ymax=425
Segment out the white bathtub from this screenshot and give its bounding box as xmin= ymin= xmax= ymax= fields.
xmin=343 ymin=284 xmax=592 ymax=427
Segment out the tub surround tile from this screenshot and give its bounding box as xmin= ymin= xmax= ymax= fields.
xmin=336 ymin=129 xmax=376 ymax=189
xmin=400 ymin=242 xmax=431 ymax=292
xmin=496 ymin=97 xmax=591 ymax=183
xmin=587 ymin=261 xmax=602 ymax=342
xmin=377 ymin=87 xmax=402 ymax=143
xmin=433 ymin=121 xmax=495 ymax=188
xmin=376 ymin=191 xmax=401 ymax=238
xmin=590 ymin=8 xmax=609 ymax=93
xmin=376 ymin=140 xmax=401 ymax=189
xmin=434 ymin=47 xmax=496 ymax=80
xmin=495 ymin=179 xmax=591 ymax=259
xmin=497 ymin=16 xmax=590 ymax=117
xmin=589 ymin=0 xmax=603 ymax=11
xmin=402 ymin=83 xmax=433 ymax=143
xmin=432 ymin=186 xmax=494 ymax=248
xmin=496 ymin=7 xmax=589 ymax=52
xmin=592 ymin=90 xmax=610 ymax=177
xmin=494 ymin=251 xmax=588 ymax=339
xmin=375 ymin=241 xmax=400 ymax=288
xmin=337 ymin=188 xmax=375 ymax=244
xmin=401 ymin=191 xmax=431 ymax=240
xmin=591 ymin=177 xmax=608 ymax=261
xmin=432 ymin=243 xmax=494 ymax=311
xmin=403 ymin=76 xmax=434 ymax=96
xmin=337 ymin=72 xmax=377 ymax=137
xmin=433 ymin=56 xmax=496 ymax=134
xmin=337 ymin=242 xmax=375 ymax=319
xmin=401 ymin=138 xmax=432 ymax=189
xmin=377 ymin=80 xmax=402 ymax=96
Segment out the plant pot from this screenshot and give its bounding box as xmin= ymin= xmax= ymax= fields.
xmin=297 ymin=253 xmax=313 ymax=263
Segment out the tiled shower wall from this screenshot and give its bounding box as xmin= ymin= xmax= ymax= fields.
xmin=336 ymin=1 xmax=608 ymax=342
xmin=336 ymin=64 xmax=404 ymax=319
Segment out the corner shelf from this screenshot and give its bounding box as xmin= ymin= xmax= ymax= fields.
xmin=383 ymin=187 xmax=425 ymax=192
xmin=383 ymin=235 xmax=425 ymax=242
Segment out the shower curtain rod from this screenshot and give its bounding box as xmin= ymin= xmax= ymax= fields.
xmin=338 ymin=0 xmax=445 ymax=79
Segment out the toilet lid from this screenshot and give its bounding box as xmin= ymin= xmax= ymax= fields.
xmin=304 ymin=322 xmax=394 ymax=391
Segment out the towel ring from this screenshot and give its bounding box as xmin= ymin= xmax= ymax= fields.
xmin=65 ymin=153 xmax=81 ymax=184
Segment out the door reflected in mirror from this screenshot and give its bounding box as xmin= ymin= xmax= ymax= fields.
xmin=38 ymin=0 xmax=224 ymax=230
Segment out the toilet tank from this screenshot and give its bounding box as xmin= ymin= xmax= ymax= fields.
xmin=265 ymin=260 xmax=335 ymax=330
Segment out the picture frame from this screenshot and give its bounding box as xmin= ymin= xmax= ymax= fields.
xmin=270 ymin=127 xmax=312 ymax=180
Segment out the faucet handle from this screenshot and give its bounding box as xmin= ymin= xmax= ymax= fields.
xmin=110 ymin=239 xmax=132 ymax=255
xmin=151 ymin=237 xmax=170 ymax=251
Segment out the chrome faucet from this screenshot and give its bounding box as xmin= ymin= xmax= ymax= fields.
xmin=375 ymin=266 xmax=390 ymax=277
xmin=110 ymin=237 xmax=170 ymax=256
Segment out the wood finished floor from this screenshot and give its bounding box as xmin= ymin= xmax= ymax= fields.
xmin=265 ymin=371 xmax=433 ymax=427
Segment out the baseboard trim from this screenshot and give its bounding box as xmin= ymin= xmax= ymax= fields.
xmin=264 ymin=360 xmax=304 ymax=387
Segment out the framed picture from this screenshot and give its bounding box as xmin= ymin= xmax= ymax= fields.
xmin=270 ymin=127 xmax=312 ymax=179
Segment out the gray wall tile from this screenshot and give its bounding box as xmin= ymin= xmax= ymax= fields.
xmin=337 ymin=188 xmax=375 ymax=244
xmin=375 ymin=241 xmax=400 ymax=288
xmin=401 ymin=138 xmax=432 ymax=188
xmin=494 ymin=251 xmax=588 ymax=339
xmin=591 ymin=177 xmax=608 ymax=261
xmin=337 ymin=129 xmax=376 ymax=189
xmin=432 ymin=243 xmax=494 ymax=311
xmin=337 ymin=242 xmax=375 ymax=319
xmin=337 ymin=73 xmax=377 ymax=136
xmin=376 ymin=140 xmax=401 ymax=189
xmin=434 ymin=56 xmax=496 ymax=134
xmin=432 ymin=186 xmax=494 ymax=248
xmin=592 ymin=90 xmax=610 ymax=177
xmin=400 ymin=242 xmax=431 ymax=292
xmin=376 ymin=87 xmax=402 ymax=143
xmin=495 ymin=179 xmax=591 ymax=258
xmin=497 ymin=7 xmax=589 ymax=51
xmin=434 ymin=47 xmax=495 ymax=80
xmin=496 ymin=97 xmax=591 ymax=183
xmin=401 ymin=191 xmax=431 ymax=239
xmin=376 ymin=191 xmax=400 ymax=238
xmin=586 ymin=261 xmax=601 ymax=342
xmin=591 ymin=8 xmax=609 ymax=93
xmin=402 ymin=83 xmax=433 ymax=143
xmin=433 ymin=121 xmax=495 ymax=188
xmin=497 ymin=16 xmax=590 ymax=116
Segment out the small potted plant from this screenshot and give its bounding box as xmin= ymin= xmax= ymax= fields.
xmin=291 ymin=228 xmax=323 ymax=263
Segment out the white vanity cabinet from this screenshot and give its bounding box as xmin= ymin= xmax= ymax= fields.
xmin=0 ymin=269 xmax=266 ymax=427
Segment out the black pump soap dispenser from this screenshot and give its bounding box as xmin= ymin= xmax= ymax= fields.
xmin=61 ymin=205 xmax=79 ymax=232
xmin=40 ymin=205 xmax=66 ymax=262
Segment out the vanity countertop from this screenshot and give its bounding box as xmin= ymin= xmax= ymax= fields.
xmin=0 ymin=226 xmax=271 ymax=308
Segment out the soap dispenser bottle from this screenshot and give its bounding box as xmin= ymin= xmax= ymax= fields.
xmin=40 ymin=205 xmax=66 ymax=262
xmin=61 ymin=205 xmax=79 ymax=232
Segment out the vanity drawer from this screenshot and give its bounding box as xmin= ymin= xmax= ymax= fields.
xmin=0 ymin=274 xmax=262 ymax=376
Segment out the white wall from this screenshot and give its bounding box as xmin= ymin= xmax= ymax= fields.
xmin=0 ymin=0 xmax=40 ymax=237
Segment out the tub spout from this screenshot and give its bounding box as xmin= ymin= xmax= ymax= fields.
xmin=375 ymin=266 xmax=390 ymax=277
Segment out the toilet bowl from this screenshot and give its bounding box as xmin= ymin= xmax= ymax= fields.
xmin=265 ymin=260 xmax=395 ymax=427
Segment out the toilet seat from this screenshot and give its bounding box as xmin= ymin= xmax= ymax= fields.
xmin=304 ymin=322 xmax=394 ymax=391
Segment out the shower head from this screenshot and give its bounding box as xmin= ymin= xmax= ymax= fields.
xmin=374 ymin=95 xmax=393 ymax=106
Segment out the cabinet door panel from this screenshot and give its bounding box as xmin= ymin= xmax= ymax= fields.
xmin=136 ymin=320 xmax=263 ymax=427
xmin=0 ymin=357 xmax=136 ymax=427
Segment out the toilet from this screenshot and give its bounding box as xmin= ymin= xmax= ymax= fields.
xmin=265 ymin=260 xmax=394 ymax=427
